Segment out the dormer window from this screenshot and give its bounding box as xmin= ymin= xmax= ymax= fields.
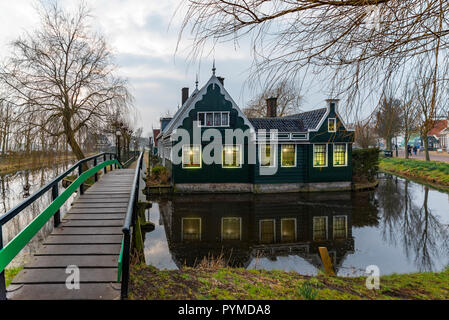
xmin=197 ymin=112 xmax=230 ymax=127
xmin=328 ymin=118 xmax=336 ymax=132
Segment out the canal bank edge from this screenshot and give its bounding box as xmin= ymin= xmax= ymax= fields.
xmin=129 ymin=264 xmax=449 ymax=300
xmin=380 ymin=168 xmax=449 ymax=194
xmin=379 ymin=157 xmax=449 ymax=193
xmin=146 ymin=180 xmax=378 ymax=194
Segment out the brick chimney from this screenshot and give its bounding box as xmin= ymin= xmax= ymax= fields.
xmin=217 ymin=77 xmax=225 ymax=86
xmin=182 ymin=87 xmax=189 ymax=105
xmin=266 ymin=97 xmax=278 ymax=118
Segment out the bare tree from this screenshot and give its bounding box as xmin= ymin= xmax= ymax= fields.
xmin=243 ymin=80 xmax=302 ymax=117
xmin=375 ymin=93 xmax=402 ymax=151
xmin=177 ymin=1 xmax=449 ymax=113
xmin=413 ymin=53 xmax=448 ymax=161
xmin=400 ymin=82 xmax=420 ymax=159
xmin=0 ymin=1 xmax=132 ymax=161
xmin=354 ymin=117 xmax=377 ymax=149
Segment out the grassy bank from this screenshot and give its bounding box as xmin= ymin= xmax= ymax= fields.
xmin=5 ymin=267 xmax=23 ymax=287
xmin=379 ymin=158 xmax=449 ymax=191
xmin=130 ymin=264 xmax=449 ymax=300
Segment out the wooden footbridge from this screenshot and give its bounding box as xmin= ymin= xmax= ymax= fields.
xmin=0 ymin=152 xmax=144 ymax=300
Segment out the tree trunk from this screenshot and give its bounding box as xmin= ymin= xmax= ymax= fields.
xmin=423 ymin=136 xmax=430 ymax=161
xmin=404 ymin=136 xmax=409 ymax=159
xmin=63 ymin=117 xmax=87 ymax=171
xmin=386 ymin=137 xmax=392 ymax=151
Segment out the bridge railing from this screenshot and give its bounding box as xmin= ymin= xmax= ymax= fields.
xmin=118 ymin=151 xmax=144 ymax=299
xmin=0 ymin=152 xmax=124 ymax=300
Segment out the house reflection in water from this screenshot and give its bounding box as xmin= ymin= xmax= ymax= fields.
xmin=157 ymin=193 xmax=357 ymax=273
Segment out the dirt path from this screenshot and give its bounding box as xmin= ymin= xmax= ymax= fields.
xmin=396 ymin=150 xmax=449 ymax=163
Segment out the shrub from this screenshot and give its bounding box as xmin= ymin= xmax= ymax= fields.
xmin=150 ymin=165 xmax=171 ymax=185
xmin=352 ymin=148 xmax=379 ymax=183
xmin=298 ymin=281 xmax=319 ymax=300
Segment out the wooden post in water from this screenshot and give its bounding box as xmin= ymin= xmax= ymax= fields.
xmin=318 ymin=247 xmax=336 ymax=276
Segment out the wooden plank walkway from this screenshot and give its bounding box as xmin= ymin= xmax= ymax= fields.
xmin=7 ymin=168 xmax=135 ymax=300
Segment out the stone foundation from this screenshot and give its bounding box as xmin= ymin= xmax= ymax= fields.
xmin=174 ymin=181 xmax=352 ymax=193
xmin=174 ymin=183 xmax=253 ymax=193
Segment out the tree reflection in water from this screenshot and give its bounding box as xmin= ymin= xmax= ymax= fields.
xmin=377 ymin=175 xmax=449 ymax=272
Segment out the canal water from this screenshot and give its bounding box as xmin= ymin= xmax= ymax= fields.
xmin=144 ymin=174 xmax=449 ymax=276
xmin=0 ymin=161 xmax=77 ymax=267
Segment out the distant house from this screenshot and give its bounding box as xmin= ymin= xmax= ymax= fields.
xmin=157 ymin=68 xmax=354 ymax=193
xmin=429 ymin=120 xmax=448 ymax=151
xmin=439 ymin=127 xmax=449 ymax=152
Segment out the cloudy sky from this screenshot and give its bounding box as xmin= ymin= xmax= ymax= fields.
xmin=0 ymin=0 xmax=329 ymax=137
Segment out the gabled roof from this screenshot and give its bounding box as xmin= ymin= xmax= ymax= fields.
xmin=429 ymin=120 xmax=448 ymax=136
xmin=283 ymin=108 xmax=327 ymax=130
xmin=248 ymin=118 xmax=304 ymax=132
xmin=161 ymin=74 xmax=254 ymax=138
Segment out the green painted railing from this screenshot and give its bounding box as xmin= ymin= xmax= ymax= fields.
xmin=0 ymin=159 xmax=122 ymax=273
xmin=117 ymin=239 xmax=124 ymax=282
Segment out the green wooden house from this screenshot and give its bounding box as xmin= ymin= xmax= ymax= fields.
xmin=157 ymin=69 xmax=354 ymax=193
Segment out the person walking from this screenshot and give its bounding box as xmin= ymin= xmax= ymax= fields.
xmin=413 ymin=145 xmax=417 ymax=156
xmin=407 ymin=145 xmax=412 ymax=157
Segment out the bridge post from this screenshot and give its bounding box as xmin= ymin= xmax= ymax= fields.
xmin=78 ymin=164 xmax=84 ymax=195
xmin=103 ymin=154 xmax=107 ymax=174
xmin=121 ymin=231 xmax=130 ymax=299
xmin=94 ymin=157 xmax=98 ymax=182
xmin=0 ymin=228 xmax=6 ymax=300
xmin=52 ymin=184 xmax=60 ymax=227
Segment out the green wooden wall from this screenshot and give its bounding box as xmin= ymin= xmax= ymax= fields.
xmin=170 ymin=83 xmax=354 ymax=185
xmin=172 ymin=83 xmax=253 ymax=183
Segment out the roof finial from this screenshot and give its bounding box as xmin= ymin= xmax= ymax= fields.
xmin=195 ymin=74 xmax=199 ymax=89
xmin=212 ymin=59 xmax=216 ymax=76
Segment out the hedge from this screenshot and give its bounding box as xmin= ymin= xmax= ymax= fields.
xmin=352 ymin=148 xmax=379 ymax=183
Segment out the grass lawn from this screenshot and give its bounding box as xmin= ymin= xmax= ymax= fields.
xmin=129 ymin=264 xmax=449 ymax=300
xmin=5 ymin=267 xmax=23 ymax=287
xmin=379 ymin=157 xmax=449 ymax=191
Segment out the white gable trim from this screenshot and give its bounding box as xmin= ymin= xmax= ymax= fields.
xmin=164 ymin=75 xmax=255 ymax=137
xmin=308 ymin=103 xmax=355 ymax=133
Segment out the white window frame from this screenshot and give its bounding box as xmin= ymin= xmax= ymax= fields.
xmin=182 ymin=144 xmax=202 ymax=169
xmin=313 ymin=216 xmax=328 ymax=241
xmin=197 ymin=111 xmax=230 ymax=128
xmin=333 ymin=143 xmax=348 ymax=167
xmin=280 ymin=144 xmax=296 ymax=168
xmin=328 ymin=118 xmax=336 ymax=133
xmin=181 ymin=217 xmax=202 ymax=241
xmin=259 ymin=144 xmax=277 ymax=168
xmin=313 ymin=144 xmax=328 ymax=168
xmin=259 ymin=219 xmax=276 ymax=243
xmin=281 ymin=218 xmax=297 ymax=242
xmin=222 ymin=144 xmax=242 ymax=168
xmin=221 ymin=217 xmax=242 ymax=241
xmin=333 ymin=215 xmax=348 ymax=240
